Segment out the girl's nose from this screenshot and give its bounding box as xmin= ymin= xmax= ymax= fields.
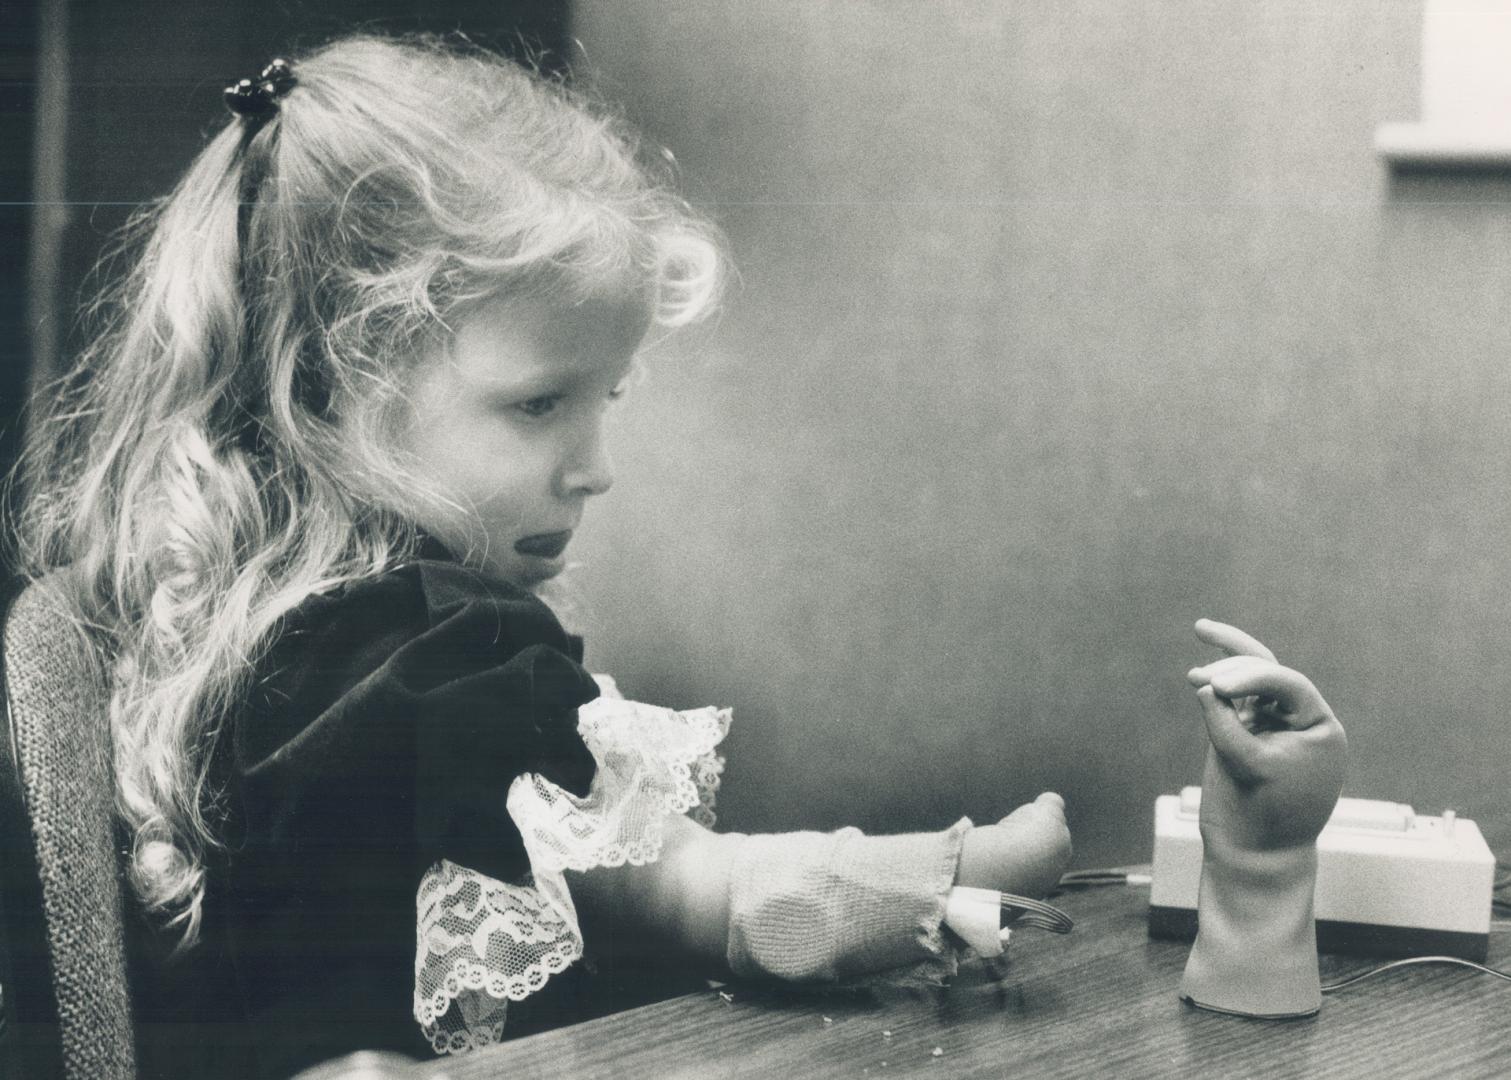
xmin=559 ymin=429 xmax=614 ymax=498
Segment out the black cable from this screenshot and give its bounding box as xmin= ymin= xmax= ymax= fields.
xmin=1056 ymin=869 xmax=1152 ymax=888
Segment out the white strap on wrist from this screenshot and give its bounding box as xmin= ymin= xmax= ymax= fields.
xmin=944 ymin=886 xmax=1010 ymax=958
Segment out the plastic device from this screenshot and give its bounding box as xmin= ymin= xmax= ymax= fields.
xmin=944 ymin=886 xmax=1074 ymax=958
xmin=1149 ymin=787 xmax=1495 ymax=961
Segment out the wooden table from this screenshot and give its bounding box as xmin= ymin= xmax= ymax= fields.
xmin=404 ymin=878 xmax=1510 ymax=1080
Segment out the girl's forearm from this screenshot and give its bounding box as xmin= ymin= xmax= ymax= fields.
xmin=567 ymin=814 xmax=742 ymax=965
xmin=571 ymin=816 xmax=972 ymax=985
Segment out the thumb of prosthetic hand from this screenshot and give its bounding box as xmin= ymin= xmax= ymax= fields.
xmin=1179 ymin=620 xmax=1347 ymax=1018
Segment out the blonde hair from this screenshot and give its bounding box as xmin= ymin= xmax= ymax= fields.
xmin=12 ymin=33 xmax=722 ymax=947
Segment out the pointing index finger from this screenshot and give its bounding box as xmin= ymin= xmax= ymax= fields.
xmin=1194 ymin=618 xmax=1278 ymax=663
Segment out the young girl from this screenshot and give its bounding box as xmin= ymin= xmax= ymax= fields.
xmin=13 ymin=34 xmax=1071 ymax=1079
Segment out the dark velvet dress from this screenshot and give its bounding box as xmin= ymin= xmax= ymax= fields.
xmin=126 ymin=552 xmax=685 ymax=1079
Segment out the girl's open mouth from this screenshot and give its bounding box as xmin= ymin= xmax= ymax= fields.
xmin=514 ymin=531 xmax=572 ymax=558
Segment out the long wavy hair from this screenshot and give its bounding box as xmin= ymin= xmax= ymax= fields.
xmin=11 ymin=33 xmax=722 ymax=947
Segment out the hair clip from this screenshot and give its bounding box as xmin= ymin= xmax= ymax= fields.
xmin=224 ymin=58 xmax=296 ymax=120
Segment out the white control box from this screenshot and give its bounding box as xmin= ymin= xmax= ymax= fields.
xmin=1149 ymin=787 xmax=1496 ymax=960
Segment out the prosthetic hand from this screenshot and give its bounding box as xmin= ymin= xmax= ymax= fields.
xmin=1179 ymin=619 xmax=1347 ymax=1017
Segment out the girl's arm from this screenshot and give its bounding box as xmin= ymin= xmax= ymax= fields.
xmin=565 ymin=795 xmax=1072 ymax=972
xmin=566 ymin=813 xmax=742 ymax=964
xmin=956 ymin=792 xmax=1073 ymax=898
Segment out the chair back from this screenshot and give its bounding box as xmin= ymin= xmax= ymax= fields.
xmin=0 ymin=577 xmax=137 ymax=1079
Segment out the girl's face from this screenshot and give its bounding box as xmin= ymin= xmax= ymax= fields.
xmin=399 ymin=286 xmax=650 ymax=586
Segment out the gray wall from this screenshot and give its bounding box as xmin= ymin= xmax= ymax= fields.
xmin=570 ymin=0 xmax=1511 ymax=868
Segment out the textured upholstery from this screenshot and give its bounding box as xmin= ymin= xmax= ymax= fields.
xmin=2 ymin=579 xmax=137 ymax=1079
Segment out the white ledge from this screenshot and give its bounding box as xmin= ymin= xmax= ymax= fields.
xmin=1375 ymin=122 xmax=1511 ymax=168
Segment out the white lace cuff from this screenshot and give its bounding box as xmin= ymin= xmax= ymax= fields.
xmin=412 ymin=676 xmax=730 ymax=1054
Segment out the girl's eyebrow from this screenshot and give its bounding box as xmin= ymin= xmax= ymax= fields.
xmin=462 ymin=371 xmax=566 ymax=398
xmin=461 ymin=355 xmax=629 ymax=398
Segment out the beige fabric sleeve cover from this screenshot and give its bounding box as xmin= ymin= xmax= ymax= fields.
xmin=725 ymin=817 xmax=972 ymax=985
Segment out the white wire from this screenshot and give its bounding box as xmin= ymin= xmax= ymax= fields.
xmin=1322 ymin=954 xmax=1511 ymax=993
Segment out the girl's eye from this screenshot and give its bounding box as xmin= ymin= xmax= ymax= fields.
xmin=609 ymin=384 xmax=627 ymax=402
xmin=516 ymin=395 xmax=562 ymax=419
